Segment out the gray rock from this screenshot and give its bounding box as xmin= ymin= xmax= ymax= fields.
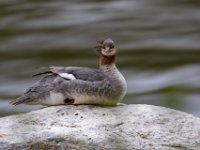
xmin=0 ymin=104 xmax=200 ymax=150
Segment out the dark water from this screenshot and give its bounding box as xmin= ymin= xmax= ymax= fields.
xmin=0 ymin=0 xmax=200 ymax=117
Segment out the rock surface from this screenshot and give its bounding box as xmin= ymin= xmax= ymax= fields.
xmin=0 ymin=104 xmax=200 ymax=150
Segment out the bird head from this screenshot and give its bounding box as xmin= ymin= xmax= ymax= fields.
xmin=96 ymin=38 xmax=117 ymax=57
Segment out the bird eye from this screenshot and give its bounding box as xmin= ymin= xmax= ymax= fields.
xmin=110 ymin=44 xmax=114 ymax=49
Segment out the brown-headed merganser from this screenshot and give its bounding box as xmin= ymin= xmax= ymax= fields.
xmin=10 ymin=38 xmax=127 ymax=106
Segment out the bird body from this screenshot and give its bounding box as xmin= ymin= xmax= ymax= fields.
xmin=10 ymin=38 xmax=127 ymax=106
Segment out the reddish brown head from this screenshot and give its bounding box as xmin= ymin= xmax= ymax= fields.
xmin=96 ymin=38 xmax=117 ymax=65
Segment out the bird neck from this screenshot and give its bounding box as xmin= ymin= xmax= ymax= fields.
xmin=99 ymin=54 xmax=116 ymax=66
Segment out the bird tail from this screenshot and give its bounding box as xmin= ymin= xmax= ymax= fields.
xmin=10 ymin=95 xmax=30 ymax=106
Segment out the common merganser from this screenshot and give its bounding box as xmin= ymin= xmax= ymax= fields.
xmin=10 ymin=38 xmax=127 ymax=106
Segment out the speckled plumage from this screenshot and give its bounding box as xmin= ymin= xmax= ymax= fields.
xmin=10 ymin=38 xmax=127 ymax=106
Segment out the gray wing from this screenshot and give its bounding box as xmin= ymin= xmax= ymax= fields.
xmin=49 ymin=66 xmax=106 ymax=81
xmin=10 ymin=67 xmax=107 ymax=105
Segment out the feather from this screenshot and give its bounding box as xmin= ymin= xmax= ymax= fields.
xmin=32 ymin=71 xmax=52 ymax=77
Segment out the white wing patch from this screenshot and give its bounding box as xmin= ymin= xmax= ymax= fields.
xmin=58 ymin=73 xmax=76 ymax=80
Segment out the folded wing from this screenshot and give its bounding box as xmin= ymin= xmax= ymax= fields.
xmin=11 ymin=66 xmax=107 ymax=105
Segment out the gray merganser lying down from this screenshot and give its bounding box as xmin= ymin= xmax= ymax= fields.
xmin=10 ymin=38 xmax=127 ymax=106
